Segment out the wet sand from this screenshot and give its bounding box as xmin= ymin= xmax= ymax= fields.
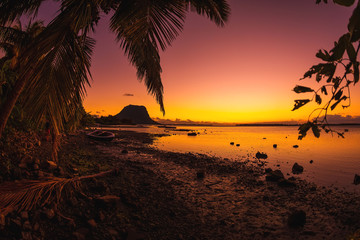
xmin=1 ymin=130 xmax=360 ymax=239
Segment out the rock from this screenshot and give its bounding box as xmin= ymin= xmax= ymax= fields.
xmin=230 ymin=142 xmax=234 ymax=145
xmin=265 ymin=170 xmax=284 ymax=182
xmin=188 ymin=132 xmax=197 ymax=136
xmin=309 ymin=160 xmax=314 ymax=164
xmin=73 ymin=228 xmax=89 ymax=240
xmin=33 ymin=222 xmax=40 ymax=231
xmin=354 ymin=174 xmax=360 ymax=185
xmin=99 ymin=211 xmax=105 ymax=221
xmin=310 ymin=186 xmax=317 ymax=191
xmin=236 ymin=144 xmax=240 ymax=147
xmin=127 ymin=230 xmax=146 ymax=240
xmin=21 ymin=231 xmax=32 ymax=240
xmin=292 ymin=163 xmax=304 ymax=174
xmin=121 ymin=149 xmax=128 ymax=154
xmin=33 ymin=164 xmax=40 ymax=170
xmin=87 ymin=219 xmax=97 ymax=228
xmin=264 ymin=168 xmax=273 ymax=173
xmin=293 ymin=145 xmax=299 ymax=148
xmin=0 ymin=214 xmax=5 ymax=227
xmin=287 ymin=210 xmax=306 ymax=228
xmin=108 ymin=228 xmax=118 ymax=237
xmin=18 ymin=163 xmax=28 ymax=169
xmin=22 ymin=221 xmax=32 ymax=231
xmin=273 ymin=144 xmax=277 ymax=148
xmin=255 ymin=151 xmax=268 ymax=159
xmin=44 ymin=208 xmax=55 ymax=219
xmin=278 ymin=178 xmax=296 ymax=188
xmin=196 ymin=171 xmax=205 ymax=179
xmin=21 ymin=211 xmax=29 ymax=219
xmin=53 ymin=167 xmax=65 ymax=176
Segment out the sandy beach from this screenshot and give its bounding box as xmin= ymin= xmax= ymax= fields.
xmin=1 ymin=130 xmax=360 ymax=239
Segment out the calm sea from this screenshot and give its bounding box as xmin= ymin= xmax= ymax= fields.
xmin=115 ymin=125 xmax=360 ymax=192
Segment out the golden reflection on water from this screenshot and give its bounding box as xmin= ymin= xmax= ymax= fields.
xmin=149 ymin=126 xmax=360 ymax=191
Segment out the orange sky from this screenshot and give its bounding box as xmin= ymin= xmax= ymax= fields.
xmin=31 ymin=0 xmax=360 ymax=123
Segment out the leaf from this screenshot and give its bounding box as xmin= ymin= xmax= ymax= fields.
xmin=311 ymin=124 xmax=321 ymax=138
xmin=334 ymin=89 xmax=343 ymax=100
xmin=329 ymin=34 xmax=348 ymax=61
xmin=315 ymin=94 xmax=322 ymax=105
xmin=292 ymin=99 xmax=311 ymax=111
xmin=346 ymin=42 xmax=357 ymax=62
xmin=298 ymin=122 xmax=311 ymax=140
xmin=333 ymin=0 xmax=355 ymax=6
xmin=293 ymin=85 xmax=314 ymax=93
xmin=331 ymin=96 xmax=347 ymax=110
xmin=321 ymin=86 xmax=328 ymax=95
xmin=316 ymin=49 xmax=331 ymax=61
xmin=348 ymin=4 xmax=360 ymax=35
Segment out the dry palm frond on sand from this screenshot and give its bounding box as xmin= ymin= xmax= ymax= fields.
xmin=0 ymin=169 xmax=117 ymax=215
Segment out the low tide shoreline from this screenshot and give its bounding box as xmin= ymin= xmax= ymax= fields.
xmin=1 ymin=130 xmax=360 ymax=239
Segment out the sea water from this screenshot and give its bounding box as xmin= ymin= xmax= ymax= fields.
xmin=117 ymin=125 xmax=360 ymax=191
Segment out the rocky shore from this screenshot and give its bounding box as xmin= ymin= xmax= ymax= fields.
xmin=1 ymin=130 xmax=360 ymax=239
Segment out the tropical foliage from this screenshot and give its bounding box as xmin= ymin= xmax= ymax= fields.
xmin=292 ymin=0 xmax=360 ymax=139
xmin=0 ymin=0 xmax=230 ymax=142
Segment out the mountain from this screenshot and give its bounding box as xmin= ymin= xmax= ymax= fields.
xmin=114 ymin=105 xmax=158 ymax=124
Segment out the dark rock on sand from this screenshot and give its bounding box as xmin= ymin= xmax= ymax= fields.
xmin=188 ymin=132 xmax=197 ymax=136
xmin=230 ymin=142 xmax=234 ymax=145
xmin=255 ymin=151 xmax=268 ymax=159
xmin=278 ymin=178 xmax=296 ymax=188
xmin=196 ymin=171 xmax=205 ymax=179
xmin=354 ymin=174 xmax=360 ymax=185
xmin=265 ymin=170 xmax=284 ymax=182
xmin=273 ymin=144 xmax=277 ymax=148
xmin=264 ymin=168 xmax=273 ymax=173
xmin=292 ymin=163 xmax=304 ymax=174
xmin=310 ymin=160 xmax=314 ymax=164
xmin=293 ymin=145 xmax=299 ymax=148
xmin=236 ymin=144 xmax=240 ymax=147
xmin=287 ymin=210 xmax=306 ymax=228
xmin=121 ymin=149 xmax=128 ymax=154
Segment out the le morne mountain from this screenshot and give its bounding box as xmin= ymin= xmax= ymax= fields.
xmin=96 ymin=105 xmax=158 ymax=125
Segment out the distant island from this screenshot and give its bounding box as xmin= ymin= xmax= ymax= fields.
xmin=95 ymin=105 xmax=158 ymax=125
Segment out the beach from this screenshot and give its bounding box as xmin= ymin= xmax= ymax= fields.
xmin=1 ymin=130 xmax=360 ymax=239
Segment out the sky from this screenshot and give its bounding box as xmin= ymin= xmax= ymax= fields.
xmin=25 ymin=0 xmax=360 ymax=123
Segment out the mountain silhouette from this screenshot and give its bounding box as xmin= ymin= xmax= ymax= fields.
xmin=115 ymin=105 xmax=158 ymax=124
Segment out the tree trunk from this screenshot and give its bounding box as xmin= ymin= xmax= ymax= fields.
xmin=0 ymin=75 xmax=28 ymax=139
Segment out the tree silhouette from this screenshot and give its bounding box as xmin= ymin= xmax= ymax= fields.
xmin=292 ymin=0 xmax=359 ymax=139
xmin=0 ymin=0 xmax=230 ymax=139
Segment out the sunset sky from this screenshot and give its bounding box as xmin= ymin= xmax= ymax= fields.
xmin=33 ymin=0 xmax=360 ymax=123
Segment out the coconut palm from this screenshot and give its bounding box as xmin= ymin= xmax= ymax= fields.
xmin=0 ymin=0 xmax=230 ymax=138
xmin=0 ymin=20 xmax=94 ymax=161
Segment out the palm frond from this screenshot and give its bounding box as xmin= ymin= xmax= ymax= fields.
xmin=110 ymin=0 xmax=187 ymax=114
xmin=186 ymin=0 xmax=230 ymax=27
xmin=0 ymin=169 xmax=116 ymax=216
xmin=0 ymin=0 xmax=46 ymax=25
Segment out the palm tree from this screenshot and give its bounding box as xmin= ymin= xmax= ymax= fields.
xmin=0 ymin=0 xmax=230 ymax=139
xmin=0 ymin=20 xmax=94 ymax=161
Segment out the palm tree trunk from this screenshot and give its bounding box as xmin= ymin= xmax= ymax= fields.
xmin=0 ymin=75 xmax=28 ymax=139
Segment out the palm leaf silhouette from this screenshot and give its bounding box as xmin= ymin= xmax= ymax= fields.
xmin=0 ymin=169 xmax=116 ymax=216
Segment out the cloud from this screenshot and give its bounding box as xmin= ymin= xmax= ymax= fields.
xmin=123 ymin=93 xmax=134 ymax=97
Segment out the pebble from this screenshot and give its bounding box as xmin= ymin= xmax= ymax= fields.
xmin=287 ymin=210 xmax=306 ymax=228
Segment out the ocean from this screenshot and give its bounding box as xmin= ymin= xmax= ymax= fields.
xmin=116 ymin=125 xmax=360 ymax=191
